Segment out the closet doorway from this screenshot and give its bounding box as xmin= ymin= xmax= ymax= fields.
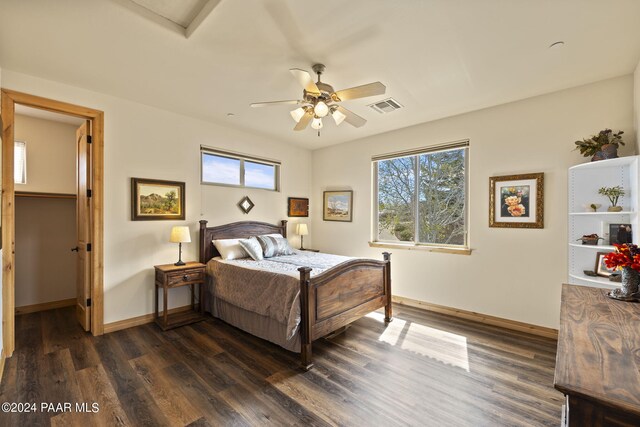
xmin=1 ymin=89 xmax=104 ymax=358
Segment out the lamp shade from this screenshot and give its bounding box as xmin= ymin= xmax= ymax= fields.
xmin=331 ymin=108 xmax=346 ymax=126
xmin=314 ymin=101 xmax=329 ymax=118
xmin=296 ymin=223 xmax=309 ymax=236
xmin=311 ymin=117 xmax=323 ymax=130
xmin=290 ymin=107 xmax=306 ymax=123
xmin=170 ymin=226 xmax=191 ymax=243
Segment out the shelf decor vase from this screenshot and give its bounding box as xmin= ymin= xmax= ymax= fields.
xmin=612 ymin=267 xmax=640 ymax=299
xmin=608 ymin=206 xmax=623 ymax=212
xmin=591 ymin=144 xmax=619 ymax=162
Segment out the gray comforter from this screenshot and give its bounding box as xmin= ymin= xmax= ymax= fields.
xmin=206 ymin=251 xmax=352 ymax=338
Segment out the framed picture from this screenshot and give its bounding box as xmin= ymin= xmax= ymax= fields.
xmin=595 ymin=252 xmax=616 ymax=277
xmin=608 ymin=223 xmax=633 ymax=245
xmin=131 ymin=178 xmax=185 ymax=221
xmin=489 ymin=173 xmax=544 ymax=228
xmin=288 ymin=197 xmax=309 ymax=217
xmin=323 ymin=190 xmax=353 ymax=222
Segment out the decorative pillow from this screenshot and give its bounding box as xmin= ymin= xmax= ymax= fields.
xmin=256 ymin=234 xmax=294 ymax=258
xmin=239 ymin=237 xmax=264 ymax=261
xmin=212 ymin=238 xmax=249 ymax=260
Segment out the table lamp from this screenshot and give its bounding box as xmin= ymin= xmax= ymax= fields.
xmin=296 ymin=223 xmax=308 ymax=250
xmin=170 ymin=226 xmax=191 ymax=266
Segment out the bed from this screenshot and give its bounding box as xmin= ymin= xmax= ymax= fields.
xmin=199 ymin=219 xmax=392 ymax=369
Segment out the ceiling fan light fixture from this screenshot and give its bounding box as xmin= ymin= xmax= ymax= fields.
xmin=290 ymin=106 xmax=306 ymax=123
xmin=314 ymin=101 xmax=329 ymax=118
xmin=331 ymin=108 xmax=346 ymax=126
xmin=311 ymin=116 xmax=323 ymax=130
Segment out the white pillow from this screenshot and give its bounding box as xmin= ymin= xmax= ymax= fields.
xmin=239 ymin=237 xmax=264 ymax=261
xmin=212 ymin=238 xmax=249 ymax=260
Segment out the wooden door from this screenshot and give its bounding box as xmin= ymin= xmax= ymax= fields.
xmin=76 ymin=121 xmax=92 ymax=331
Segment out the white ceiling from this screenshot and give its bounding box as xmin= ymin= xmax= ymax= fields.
xmin=1 ymin=0 xmax=640 ymax=150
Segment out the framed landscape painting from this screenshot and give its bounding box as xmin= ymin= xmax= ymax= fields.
xmin=323 ymin=190 xmax=353 ymax=222
xmin=131 ymin=178 xmax=185 ymax=221
xmin=489 ymin=173 xmax=544 ymax=228
xmin=288 ymin=197 xmax=309 ymax=217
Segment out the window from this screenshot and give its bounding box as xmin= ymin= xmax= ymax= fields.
xmin=15 ymin=141 xmax=27 ymax=184
xmin=374 ymin=141 xmax=468 ymax=248
xmin=201 ymin=147 xmax=280 ymax=191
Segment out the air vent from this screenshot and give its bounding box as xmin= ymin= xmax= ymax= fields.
xmin=368 ymin=98 xmax=403 ymax=114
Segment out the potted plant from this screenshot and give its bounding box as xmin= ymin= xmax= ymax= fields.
xmin=598 ymin=186 xmax=625 ymax=212
xmin=574 ymin=129 xmax=625 ymax=161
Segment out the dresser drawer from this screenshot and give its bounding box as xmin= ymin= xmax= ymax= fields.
xmin=166 ymin=269 xmax=204 ymax=285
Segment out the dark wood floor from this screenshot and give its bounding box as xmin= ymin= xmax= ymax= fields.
xmin=0 ymin=304 xmax=563 ymax=426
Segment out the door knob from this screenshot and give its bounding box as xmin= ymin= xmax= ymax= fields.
xmin=71 ymin=246 xmax=80 ymax=252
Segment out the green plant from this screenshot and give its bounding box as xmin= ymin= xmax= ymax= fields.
xmin=574 ymin=129 xmax=625 ymax=157
xmin=598 ymin=186 xmax=625 ymax=207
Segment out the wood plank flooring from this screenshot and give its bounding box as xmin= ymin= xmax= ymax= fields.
xmin=0 ymin=305 xmax=563 ymax=426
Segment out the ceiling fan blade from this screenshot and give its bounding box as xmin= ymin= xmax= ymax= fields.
xmin=290 ymin=69 xmax=320 ymax=94
xmin=250 ymin=100 xmax=302 ymax=107
xmin=333 ymin=82 xmax=386 ymax=101
xmin=294 ymin=111 xmax=313 ymax=131
xmin=336 ymin=106 xmax=367 ymax=128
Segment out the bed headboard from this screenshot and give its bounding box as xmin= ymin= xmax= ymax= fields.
xmin=199 ymin=219 xmax=288 ymax=263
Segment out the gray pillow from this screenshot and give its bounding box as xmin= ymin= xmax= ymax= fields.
xmin=256 ymin=235 xmax=294 ymax=258
xmin=239 ymin=237 xmax=264 ymax=261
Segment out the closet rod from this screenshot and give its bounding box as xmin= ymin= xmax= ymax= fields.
xmin=15 ymin=191 xmax=77 ymax=200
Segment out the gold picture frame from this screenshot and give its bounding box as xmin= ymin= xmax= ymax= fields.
xmin=323 ymin=190 xmax=353 ymax=222
xmin=489 ymin=173 xmax=543 ymax=228
xmin=131 ymin=178 xmax=185 ymax=221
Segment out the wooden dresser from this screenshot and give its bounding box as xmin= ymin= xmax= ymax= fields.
xmin=554 ymin=284 xmax=640 ymax=426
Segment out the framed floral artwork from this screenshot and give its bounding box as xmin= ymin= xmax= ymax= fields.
xmin=489 ymin=173 xmax=544 ymax=228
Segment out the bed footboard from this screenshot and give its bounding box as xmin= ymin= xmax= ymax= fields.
xmin=297 ymin=252 xmax=392 ymax=370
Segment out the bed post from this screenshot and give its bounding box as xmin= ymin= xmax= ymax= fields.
xmin=280 ymin=219 xmax=288 ymax=238
xmin=383 ymin=252 xmax=393 ymax=323
xmin=298 ymin=266 xmax=313 ymax=370
xmin=199 ymin=220 xmax=208 ymax=263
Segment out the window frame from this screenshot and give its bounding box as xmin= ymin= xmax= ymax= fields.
xmin=372 ymin=141 xmax=469 ymax=251
xmin=200 ymin=147 xmax=280 ymax=192
xmin=14 ymin=140 xmax=27 ymax=185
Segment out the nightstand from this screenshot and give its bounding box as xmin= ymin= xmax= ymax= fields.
xmin=154 ymin=262 xmax=206 ymax=330
xmin=299 ymin=248 xmax=320 ymax=252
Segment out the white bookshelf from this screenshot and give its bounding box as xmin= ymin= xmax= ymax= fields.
xmin=568 ymin=155 xmax=639 ymax=287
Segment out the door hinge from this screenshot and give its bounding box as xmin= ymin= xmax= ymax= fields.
xmin=87 ymin=243 xmax=92 ymax=252
xmin=87 ymin=135 xmax=92 ymax=144
xmin=87 ymin=189 xmax=92 ymax=198
xmin=86 ymin=298 xmax=92 ymax=307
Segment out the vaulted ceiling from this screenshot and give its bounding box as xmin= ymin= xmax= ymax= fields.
xmin=1 ymin=0 xmax=640 ymax=149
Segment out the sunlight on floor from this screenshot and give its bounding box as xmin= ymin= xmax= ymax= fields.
xmin=366 ymin=312 xmax=470 ymax=372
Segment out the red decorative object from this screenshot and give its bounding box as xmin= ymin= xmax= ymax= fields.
xmin=604 ymin=244 xmax=640 ymax=272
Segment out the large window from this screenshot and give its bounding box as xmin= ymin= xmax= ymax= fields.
xmin=374 ymin=142 xmax=468 ymax=248
xmin=15 ymin=141 xmax=27 ymax=184
xmin=201 ymin=147 xmax=280 ymax=191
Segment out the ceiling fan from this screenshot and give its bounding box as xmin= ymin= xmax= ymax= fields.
xmin=250 ymin=64 xmax=386 ymax=132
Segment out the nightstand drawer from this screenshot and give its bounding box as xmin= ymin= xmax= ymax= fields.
xmin=166 ymin=269 xmax=204 ymax=285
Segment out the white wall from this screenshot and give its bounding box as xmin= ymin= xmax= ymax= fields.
xmin=15 ymin=198 xmax=76 ymax=307
xmin=14 ymin=114 xmax=76 ymax=194
xmin=312 ymin=75 xmax=635 ymax=329
xmin=2 ymin=69 xmax=313 ymax=325
xmin=635 ymin=61 xmax=640 ymax=153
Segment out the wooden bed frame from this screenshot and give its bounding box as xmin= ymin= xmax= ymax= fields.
xmin=199 ymin=219 xmax=392 ymax=370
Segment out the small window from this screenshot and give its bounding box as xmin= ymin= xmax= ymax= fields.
xmin=201 ymin=147 xmax=279 ymax=191
xmin=374 ymin=142 xmax=468 ymax=248
xmin=15 ymin=141 xmax=27 ymax=184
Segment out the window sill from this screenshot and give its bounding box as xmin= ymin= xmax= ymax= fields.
xmin=368 ymin=241 xmax=472 ymax=255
